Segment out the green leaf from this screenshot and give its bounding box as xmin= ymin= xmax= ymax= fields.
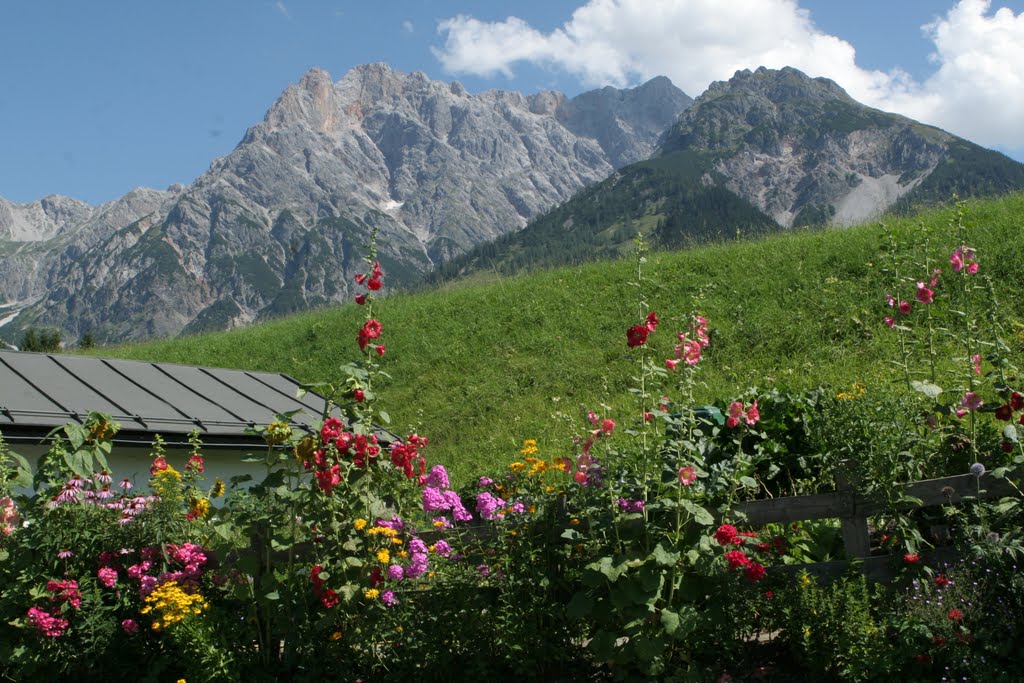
xmin=566 ymin=592 xmax=594 ymax=618
xmin=680 ymin=499 xmax=714 ymax=525
xmin=739 ymin=476 xmax=757 ymax=489
xmin=1003 ymin=424 xmax=1019 ymax=443
xmin=378 ymin=411 xmax=391 ymax=425
xmin=910 ymin=381 xmax=943 ymax=399
xmin=264 ymin=591 xmax=280 ymax=601
xmin=660 ymin=609 xmax=680 ymax=635
xmin=649 ymin=544 xmax=679 ymax=568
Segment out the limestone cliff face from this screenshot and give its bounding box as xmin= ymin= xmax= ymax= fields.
xmin=660 ymin=67 xmax=1012 ymax=228
xmin=0 ymin=65 xmax=690 ymax=344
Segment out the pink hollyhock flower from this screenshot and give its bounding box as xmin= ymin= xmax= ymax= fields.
xmin=644 ymin=411 xmax=654 ymax=422
xmin=903 ymin=553 xmax=920 ymax=564
xmin=186 ymin=454 xmax=204 ymax=473
xmin=626 ymin=324 xmax=649 ymax=347
xmin=149 ymin=456 xmax=168 ymax=475
xmin=961 ymin=392 xmax=984 ymax=411
xmin=915 ymin=282 xmax=934 ymax=304
xmin=645 ymin=311 xmax=659 ymax=332
xmin=884 ymin=317 xmax=896 ymax=328
xmin=726 ymin=401 xmax=744 ymax=428
xmin=1 ymin=497 xmax=18 ymax=536
xmin=930 ymin=268 xmax=941 ymax=286
xmin=745 ymin=400 xmax=760 ymax=426
xmin=321 ymin=417 xmax=344 ymax=443
xmin=121 ymin=618 xmax=139 ymax=634
xmin=677 ymin=466 xmax=697 ymax=486
xmin=601 ymin=419 xmax=615 ymax=433
xmin=899 ymin=301 xmax=912 ymax=314
xmin=950 ymin=248 xmax=964 ymax=272
xmin=587 ymin=410 xmax=600 ymax=426
xmin=355 ymin=294 xmax=366 ymax=305
xmin=665 ymin=358 xmax=679 ymax=370
xmin=972 ymin=353 xmax=982 ymax=375
xmin=885 ymin=294 xmax=896 ymax=308
xmin=955 ymin=408 xmax=968 ymax=418
xmin=682 ymin=339 xmax=702 ymax=365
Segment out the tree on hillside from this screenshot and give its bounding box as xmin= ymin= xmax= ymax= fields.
xmin=20 ymin=327 xmax=62 ymax=352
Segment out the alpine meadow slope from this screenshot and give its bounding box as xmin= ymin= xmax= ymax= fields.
xmin=96 ymin=193 xmax=1024 ymax=484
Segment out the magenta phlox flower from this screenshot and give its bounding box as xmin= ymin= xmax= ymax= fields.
xmin=97 ymin=567 xmax=118 ymax=588
xmin=476 ymin=492 xmax=507 ymax=521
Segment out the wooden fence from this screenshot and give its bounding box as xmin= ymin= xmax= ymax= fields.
xmin=735 ymin=469 xmax=1019 ymax=582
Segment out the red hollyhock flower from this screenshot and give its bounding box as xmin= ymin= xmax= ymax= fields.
xmin=995 ymin=404 xmax=1014 ymax=421
xmin=934 ymin=574 xmax=950 ymax=587
xmin=627 ymin=325 xmax=649 ymax=347
xmin=375 ymin=344 xmax=386 ymax=357
xmin=645 ymin=311 xmax=658 ymax=332
xmin=363 ymin=319 xmax=382 ymax=339
xmin=372 ymin=260 xmax=383 ymax=278
xmin=903 ymin=553 xmax=920 ymax=564
xmin=724 ymin=549 xmax=750 ymax=570
xmin=714 ymin=524 xmax=738 ymax=546
xmin=744 ymin=561 xmax=767 ymax=582
xmin=150 ymin=457 xmax=168 ymax=475
xmin=354 ymin=273 xmax=367 ymax=285
xmin=367 ymin=277 xmax=382 ymax=291
xmin=355 ymin=294 xmax=366 ymax=305
xmin=321 ymin=589 xmax=339 ymax=609
xmin=948 ymin=608 xmax=963 ymax=621
xmin=1011 ymin=392 xmax=1024 ymax=411
xmin=353 ymin=389 xmax=365 ymax=403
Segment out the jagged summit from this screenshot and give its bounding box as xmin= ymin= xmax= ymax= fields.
xmin=0 ymin=65 xmax=691 ymax=343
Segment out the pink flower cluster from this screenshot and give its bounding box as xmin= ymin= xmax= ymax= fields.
xmin=884 ymin=270 xmax=940 ymax=327
xmin=726 ymin=400 xmax=759 ymax=429
xmin=616 ymin=498 xmax=646 ymax=513
xmin=27 ymin=606 xmax=69 ymax=638
xmin=123 ymin=543 xmax=209 ymax=597
xmin=950 ymin=246 xmax=979 ymax=274
xmin=422 ymin=465 xmax=472 ymax=522
xmin=666 ymin=315 xmax=710 ymax=370
xmin=1 ymin=496 xmax=18 ymax=536
xmin=476 ymin=491 xmax=507 ymax=521
xmin=47 ymin=474 xmax=155 ymax=525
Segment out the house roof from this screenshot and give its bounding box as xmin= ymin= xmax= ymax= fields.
xmin=0 ymin=350 xmax=341 ymax=450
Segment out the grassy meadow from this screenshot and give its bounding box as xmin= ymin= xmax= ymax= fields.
xmin=94 ymin=193 xmax=1024 ymax=484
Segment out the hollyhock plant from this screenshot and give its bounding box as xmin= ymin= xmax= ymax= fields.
xmin=915 ymin=281 xmax=934 ymax=304
xmin=677 ymin=466 xmax=697 ymax=486
xmin=626 ymin=324 xmax=649 ymax=348
xmin=961 ymin=392 xmax=984 ymax=412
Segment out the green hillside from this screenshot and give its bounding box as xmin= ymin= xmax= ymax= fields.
xmin=94 ymin=193 xmax=1024 ymax=484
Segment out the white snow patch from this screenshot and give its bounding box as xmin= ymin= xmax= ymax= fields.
xmin=0 ymin=310 xmax=20 ymax=328
xmin=381 ymin=199 xmax=404 ymax=213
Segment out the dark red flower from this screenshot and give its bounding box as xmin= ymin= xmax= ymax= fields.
xmin=354 ymin=273 xmax=367 ymax=285
xmin=995 ymin=404 xmax=1013 ymax=421
xmin=934 ymin=574 xmax=950 ymax=587
xmin=948 ymin=608 xmax=963 ymax=621
xmin=375 ymin=344 xmax=386 ymax=357
xmin=321 ymin=589 xmax=339 ymax=609
xmin=353 ymin=389 xmax=365 ymax=403
xmin=724 ymin=550 xmax=750 ymax=570
xmin=627 ymin=324 xmax=649 ymax=347
xmin=645 ymin=311 xmax=659 ymax=332
xmin=355 ymin=294 xmax=366 ymax=305
xmin=1011 ymin=392 xmax=1024 ymax=411
xmin=367 ymin=277 xmax=382 ymax=291
xmin=714 ymin=524 xmax=738 ymax=546
xmin=744 ymin=561 xmax=767 ymax=582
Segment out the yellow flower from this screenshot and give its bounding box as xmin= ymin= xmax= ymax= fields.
xmin=390 ymin=537 xmax=402 ymax=545
xmin=152 ymin=466 xmax=183 ymax=499
xmin=804 ymin=626 xmax=811 ymax=639
xmin=519 ymin=439 xmax=538 ymax=456
xmin=432 ymin=520 xmax=446 ymax=528
xmin=376 ymin=549 xmax=390 ymax=564
xmin=800 ymin=572 xmax=812 ymax=588
xmin=142 ymin=581 xmax=208 ymax=631
xmin=569 ymin=518 xmax=581 ymax=526
xmin=264 ymin=420 xmax=293 ymax=445
xmin=508 ymin=462 xmax=526 ymax=473
xmin=330 ymin=631 xmax=343 ymax=641
xmin=189 ymin=497 xmax=210 ymax=519
xmin=397 ymin=550 xmax=408 ymax=559
xmin=210 ymin=479 xmax=225 ymax=498
xmin=368 ymin=526 xmax=398 ymax=537
xmin=354 ymin=518 xmax=368 ymax=531
xmin=364 ymin=589 xmax=380 ymax=600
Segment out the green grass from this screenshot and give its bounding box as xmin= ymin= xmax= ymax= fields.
xmin=93 ymin=193 xmax=1024 ymax=484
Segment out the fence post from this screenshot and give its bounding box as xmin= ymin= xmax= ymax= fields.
xmin=836 ymin=463 xmax=871 ymax=559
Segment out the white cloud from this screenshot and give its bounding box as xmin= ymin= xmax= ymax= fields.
xmin=274 ymin=1 xmax=291 ymax=20
xmin=402 ymin=19 xmax=415 ymax=34
xmin=433 ymin=0 xmax=1024 ymax=154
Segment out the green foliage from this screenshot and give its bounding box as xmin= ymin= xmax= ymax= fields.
xmin=19 ymin=327 xmax=62 ymax=352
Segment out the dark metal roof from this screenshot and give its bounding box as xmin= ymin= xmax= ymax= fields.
xmin=0 ymin=350 xmax=337 ymax=449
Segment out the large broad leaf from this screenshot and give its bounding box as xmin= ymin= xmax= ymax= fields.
xmin=1003 ymin=424 xmax=1019 ymax=443
xmin=680 ymin=499 xmax=714 ymax=525
xmin=911 ymin=381 xmax=943 ymax=399
xmin=649 ymin=544 xmax=680 ymax=568
xmin=566 ymin=591 xmax=594 ymax=619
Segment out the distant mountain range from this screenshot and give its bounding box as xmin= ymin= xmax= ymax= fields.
xmin=431 ymin=67 xmax=1024 ymax=281
xmin=2 ymin=64 xmax=1022 ymax=345
xmin=0 ymin=64 xmax=690 ymax=344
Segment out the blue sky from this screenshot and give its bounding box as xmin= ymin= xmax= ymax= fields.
xmin=1 ymin=1 xmax=1022 ymax=205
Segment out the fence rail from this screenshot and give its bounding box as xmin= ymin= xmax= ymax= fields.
xmin=735 ymin=470 xmax=1019 ymax=582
